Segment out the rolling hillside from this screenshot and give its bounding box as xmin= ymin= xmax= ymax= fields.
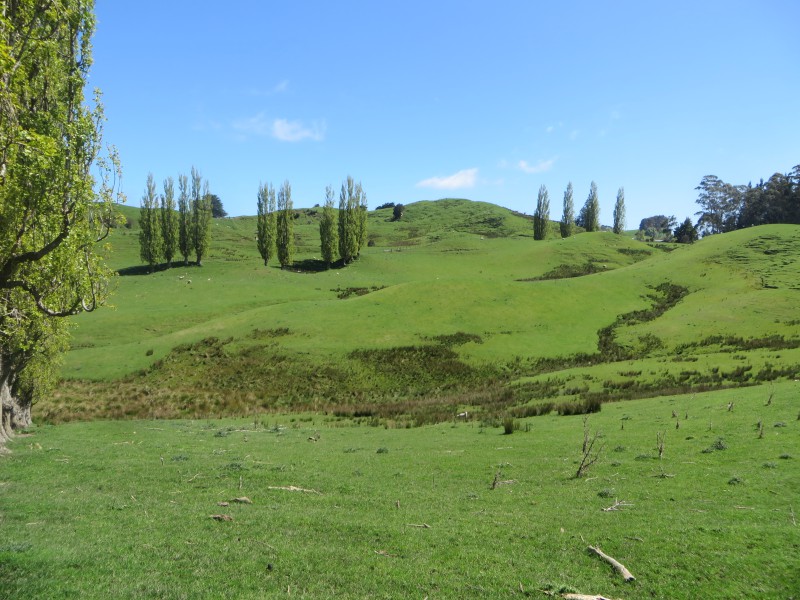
xmin=47 ymin=199 xmax=800 ymax=423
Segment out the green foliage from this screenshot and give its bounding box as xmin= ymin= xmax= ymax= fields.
xmin=256 ymin=182 xmax=276 ymax=266
xmin=612 ymin=187 xmax=626 ymax=234
xmin=160 ymin=176 xmax=179 ymax=266
xmin=319 ymin=185 xmax=338 ymax=266
xmin=177 ymin=173 xmax=192 ymax=265
xmin=338 ymin=176 xmax=364 ymax=264
xmin=208 ymin=193 xmax=227 ymax=218
xmin=673 ymin=217 xmax=699 ymax=244
xmin=0 ymin=0 xmax=121 ymax=435
xmin=276 ymin=180 xmax=294 ymax=268
xmin=392 ymin=203 xmax=405 ymax=221
xmin=578 ymin=181 xmax=600 ymax=232
xmin=190 ymin=167 xmax=212 ymax=266
xmin=560 ymin=182 xmax=575 ymax=238
xmin=533 ymin=184 xmax=550 ymax=240
xmin=138 ymin=173 xmax=162 ymax=271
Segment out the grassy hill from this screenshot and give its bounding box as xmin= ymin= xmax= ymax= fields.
xmin=46 ymin=199 xmax=800 ymax=425
xmin=4 ymin=199 xmax=799 ymax=599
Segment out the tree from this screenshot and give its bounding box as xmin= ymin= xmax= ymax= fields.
xmin=161 ymin=177 xmax=179 ymax=267
xmin=256 ymin=182 xmax=276 ymax=266
xmin=338 ymin=176 xmax=361 ymax=264
xmin=356 ymin=183 xmax=368 ymax=254
xmin=138 ymin=173 xmax=163 ymax=271
xmin=191 ymin=167 xmax=212 ymax=266
xmin=1 ymin=0 xmax=121 ymax=445
xmin=637 ymin=215 xmax=675 ymax=240
xmin=208 ymin=194 xmax=227 ymax=218
xmin=694 ymin=175 xmax=741 ymax=236
xmin=177 ymin=173 xmax=192 ymax=265
xmin=560 ymin=182 xmax=575 ymax=238
xmin=319 ymin=185 xmax=338 ymax=267
xmin=673 ymin=217 xmax=698 ymax=244
xmin=533 ymin=184 xmax=550 ymax=240
xmin=392 ymin=203 xmax=405 ymax=221
xmin=276 ymin=180 xmax=294 ymax=268
xmin=612 ymin=187 xmax=626 ymax=234
xmin=578 ymin=181 xmax=600 ymax=232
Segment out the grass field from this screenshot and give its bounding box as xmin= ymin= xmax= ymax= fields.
xmin=2 ymin=382 xmax=798 ymax=598
xmin=3 ymin=199 xmax=800 ymax=598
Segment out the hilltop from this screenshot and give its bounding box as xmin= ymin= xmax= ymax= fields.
xmin=47 ymin=199 xmax=800 ymax=424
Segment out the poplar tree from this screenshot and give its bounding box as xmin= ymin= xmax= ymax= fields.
xmin=533 ymin=184 xmax=550 ymax=240
xmin=177 ymin=174 xmax=192 ymax=265
xmin=276 ymin=180 xmax=294 ymax=268
xmin=338 ymin=176 xmax=363 ymax=264
xmin=613 ymin=187 xmax=626 ymax=234
xmin=161 ymin=177 xmax=179 ymax=267
xmin=561 ymin=182 xmax=575 ymax=238
xmin=579 ymin=181 xmax=600 ymax=232
xmin=319 ymin=185 xmax=339 ymax=267
xmin=256 ymin=182 xmax=276 ymax=266
xmin=139 ymin=173 xmax=162 ymax=272
xmin=357 ymin=184 xmax=368 ymax=254
xmin=191 ymin=167 xmax=212 ymax=266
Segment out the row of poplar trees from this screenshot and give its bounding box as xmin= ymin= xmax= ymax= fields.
xmin=139 ymin=167 xmax=213 ymax=272
xmin=533 ymin=181 xmax=626 ymax=240
xmin=256 ymin=176 xmax=368 ymax=268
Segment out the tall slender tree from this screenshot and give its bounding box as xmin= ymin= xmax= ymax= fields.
xmin=0 ymin=0 xmax=121 ymax=444
xmin=613 ymin=187 xmax=626 ymax=234
xmin=357 ymin=184 xmax=369 ymax=255
xmin=579 ymin=181 xmax=600 ymax=232
xmin=177 ymin=173 xmax=192 ymax=265
xmin=276 ymin=180 xmax=294 ymax=268
xmin=533 ymin=184 xmax=550 ymax=240
xmin=139 ymin=173 xmax=162 ymax=272
xmin=338 ymin=176 xmax=363 ymax=264
xmin=191 ymin=167 xmax=212 ymax=266
xmin=161 ymin=177 xmax=179 ymax=267
xmin=561 ymin=182 xmax=575 ymax=238
xmin=256 ymin=182 xmax=276 ymax=266
xmin=319 ymin=185 xmax=339 ymax=267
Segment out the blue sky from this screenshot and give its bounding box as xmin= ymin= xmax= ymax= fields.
xmin=90 ymin=1 xmax=800 ymax=227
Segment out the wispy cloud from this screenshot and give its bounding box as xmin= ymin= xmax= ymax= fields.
xmin=518 ymin=157 xmax=556 ymax=174
xmin=272 ymin=118 xmax=326 ymax=142
xmin=232 ymin=113 xmax=326 ymax=142
xmin=416 ymin=168 xmax=478 ymax=190
xmin=245 ymin=80 xmax=290 ymax=97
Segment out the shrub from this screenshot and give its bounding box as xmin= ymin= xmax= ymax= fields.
xmin=502 ymin=418 xmax=514 ymax=435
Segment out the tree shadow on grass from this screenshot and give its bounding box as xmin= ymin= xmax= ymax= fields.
xmin=286 ymin=259 xmax=331 ymax=273
xmin=117 ymin=262 xmax=198 ymax=277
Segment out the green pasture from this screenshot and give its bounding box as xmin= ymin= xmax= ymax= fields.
xmin=2 ymin=383 xmax=798 ymax=599
xmin=51 ymin=200 xmax=800 ymax=426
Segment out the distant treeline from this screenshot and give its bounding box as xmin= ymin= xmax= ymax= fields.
xmin=695 ymin=164 xmax=800 ymax=236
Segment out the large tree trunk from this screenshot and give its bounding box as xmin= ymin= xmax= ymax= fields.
xmin=0 ymin=355 xmax=29 ymax=453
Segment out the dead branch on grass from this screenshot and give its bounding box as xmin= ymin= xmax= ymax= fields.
xmin=587 ymin=545 xmax=636 ymax=582
xmin=542 ymin=592 xmax=621 ymax=600
xmin=406 ymin=523 xmax=431 ymax=528
xmin=267 ymin=485 xmax=322 ymax=494
xmin=601 ymin=499 xmax=633 ymax=512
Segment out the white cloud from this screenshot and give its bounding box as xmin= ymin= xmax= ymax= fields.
xmin=232 ymin=113 xmax=325 ymax=142
xmin=271 ymin=118 xmax=326 ymax=142
xmin=416 ymin=168 xmax=478 ymax=190
xmin=518 ymin=158 xmax=556 ymax=174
